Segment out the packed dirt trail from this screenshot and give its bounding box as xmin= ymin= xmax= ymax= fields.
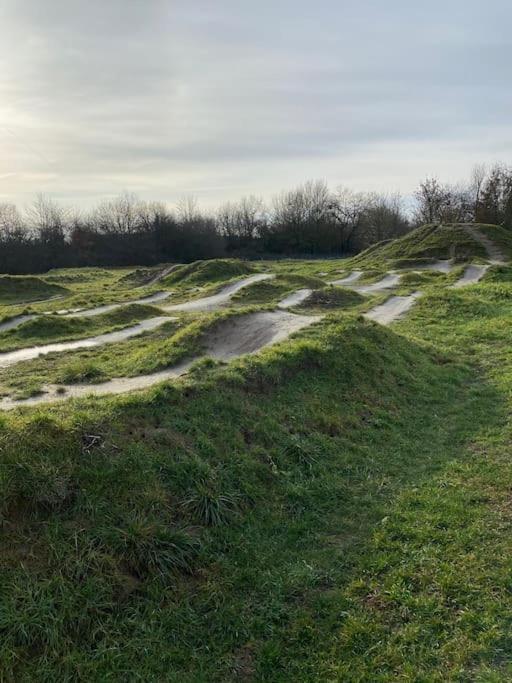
xmin=0 ymin=310 xmax=319 ymax=409
xmin=0 ymin=317 xmax=173 ymax=369
xmin=329 ymin=271 xmax=363 ymax=286
xmin=60 ymin=291 xmax=172 ymax=317
xmin=353 ymin=272 xmax=401 ymax=294
xmin=145 ymin=264 xmax=182 ymax=286
xmin=162 ymin=274 xmax=273 ymax=312
xmin=364 ymin=292 xmax=422 ymax=325
xmin=465 ymin=226 xmax=506 ymax=263
xmin=410 ymin=260 xmax=453 ymax=273
xmin=278 ymin=289 xmax=313 ymax=309
xmin=452 ymin=264 xmax=490 ymax=288
xmin=0 ymin=314 xmax=37 ymax=334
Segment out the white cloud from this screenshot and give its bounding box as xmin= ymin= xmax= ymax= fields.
xmin=0 ymin=0 xmax=511 ymax=208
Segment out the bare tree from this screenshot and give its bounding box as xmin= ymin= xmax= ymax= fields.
xmin=0 ymin=203 xmax=25 ymax=238
xmin=92 ymin=192 xmax=142 ymax=234
xmin=25 ymin=193 xmax=69 ymax=236
xmin=218 ymin=195 xmax=266 ymax=247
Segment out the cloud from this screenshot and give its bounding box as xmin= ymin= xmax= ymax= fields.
xmin=0 ymin=0 xmax=511 ymax=207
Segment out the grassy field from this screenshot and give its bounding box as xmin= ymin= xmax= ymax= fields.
xmin=1 ymin=225 xmax=512 ymax=680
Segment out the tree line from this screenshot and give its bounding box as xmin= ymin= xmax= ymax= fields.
xmin=1 ymin=164 xmax=511 ymax=274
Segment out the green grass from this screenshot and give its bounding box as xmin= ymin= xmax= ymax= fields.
xmin=2 ymin=227 xmax=512 ymax=679
xmin=232 ymin=274 xmax=326 ymax=305
xmin=0 ymin=304 xmax=162 ymax=352
xmin=298 ymin=285 xmax=366 ymax=311
xmin=0 ymin=275 xmax=68 ymax=305
xmin=352 ymin=223 xmax=489 ymax=268
xmin=163 ymin=258 xmax=256 ymax=287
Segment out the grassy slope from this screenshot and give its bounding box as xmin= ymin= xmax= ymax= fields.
xmin=0 ymin=275 xmax=68 ymax=305
xmin=0 ymin=304 xmax=162 ymax=353
xmin=163 ymin=258 xmax=256 ymax=287
xmin=2 ymin=239 xmax=512 ymax=679
xmin=1 ymin=316 xmax=484 ymax=682
xmin=352 ymin=223 xmax=490 ymax=268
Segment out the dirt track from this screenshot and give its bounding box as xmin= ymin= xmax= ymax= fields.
xmin=162 ymin=274 xmax=273 ymax=312
xmin=0 ymin=310 xmax=319 ymax=409
xmin=0 ymin=317 xmax=173 ymax=369
xmin=278 ymin=289 xmax=313 ymax=308
xmin=452 ymin=264 xmax=490 ymax=288
xmin=364 ymin=292 xmax=422 ymax=325
xmin=329 ymin=271 xmax=363 ymax=286
xmin=61 ymin=291 xmax=172 ymax=317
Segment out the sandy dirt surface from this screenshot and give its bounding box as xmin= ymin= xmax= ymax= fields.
xmin=0 ymin=310 xmax=318 ymax=409
xmin=278 ymin=289 xmax=313 ymax=309
xmin=162 ymin=274 xmax=273 ymax=312
xmin=353 ymin=273 xmax=401 ymax=294
xmin=329 ymin=271 xmax=363 ymax=286
xmin=0 ymin=316 xmax=174 ymax=369
xmin=451 ymin=264 xmax=490 ymax=288
xmin=203 ymin=310 xmax=318 ymax=361
xmin=364 ymin=292 xmax=422 ymax=325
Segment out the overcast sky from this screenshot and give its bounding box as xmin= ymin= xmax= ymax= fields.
xmin=1 ymin=0 xmax=511 ymax=209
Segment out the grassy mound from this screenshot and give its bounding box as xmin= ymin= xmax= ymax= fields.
xmin=0 ymin=304 xmax=160 ymax=352
xmin=0 ymin=314 xmax=483 ymax=680
xmin=233 ymin=274 xmax=325 ymax=304
xmin=0 ymin=276 xmax=67 ymax=305
xmin=301 ymin=285 xmax=365 ymax=309
xmin=352 ymin=223 xmax=489 ymax=268
xmin=163 ymin=258 xmax=255 ymax=287
xmin=43 ymin=268 xmax=120 ymax=284
xmin=116 ymin=267 xmax=168 ymax=287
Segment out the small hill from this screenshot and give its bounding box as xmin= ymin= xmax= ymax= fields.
xmin=116 ymin=267 xmax=163 ymax=287
xmin=352 ymin=223 xmax=494 ymax=268
xmin=0 ymin=276 xmax=68 ymax=305
xmin=163 ymin=258 xmax=255 ymax=287
xmin=233 ymin=274 xmax=325 ymax=304
xmin=301 ymin=285 xmax=365 ymax=309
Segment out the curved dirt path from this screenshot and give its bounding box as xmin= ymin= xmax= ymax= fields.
xmin=0 ymin=316 xmax=173 ymax=369
xmin=329 ymin=271 xmax=363 ymax=286
xmin=466 ymin=226 xmax=506 ymax=264
xmin=60 ymin=291 xmax=172 ymax=318
xmin=410 ymin=260 xmax=453 ymax=273
xmin=146 ymin=264 xmax=183 ymax=287
xmin=162 ymin=274 xmax=273 ymax=312
xmin=0 ymin=310 xmax=319 ymax=409
xmin=451 ymin=264 xmax=490 ymax=288
xmin=364 ymin=292 xmax=422 ymax=325
xmin=278 ymin=289 xmax=313 ymax=309
xmin=0 ymin=314 xmax=38 ymax=334
xmin=353 ymin=272 xmax=401 ymax=294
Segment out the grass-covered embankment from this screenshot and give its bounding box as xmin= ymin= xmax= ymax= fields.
xmin=0 ymin=303 xmax=505 ymax=680
xmin=0 ymin=275 xmax=68 ymax=305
